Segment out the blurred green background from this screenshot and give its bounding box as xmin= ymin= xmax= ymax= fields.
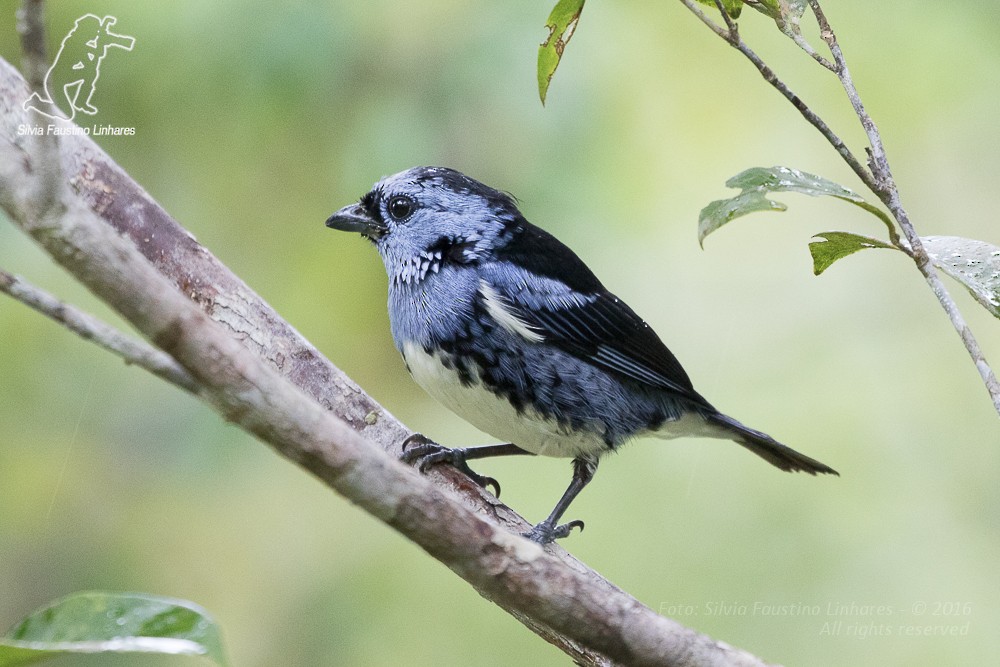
xmin=1 ymin=1 xmax=998 ymax=665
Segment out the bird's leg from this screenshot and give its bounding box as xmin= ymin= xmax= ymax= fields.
xmin=523 ymin=456 xmax=597 ymax=545
xmin=400 ymin=433 xmax=533 ymax=498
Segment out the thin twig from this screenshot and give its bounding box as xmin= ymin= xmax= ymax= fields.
xmin=806 ymin=0 xmax=1000 ymax=413
xmin=681 ymin=0 xmax=1000 ymax=415
xmin=788 ymin=31 xmax=835 ymax=72
xmin=712 ymin=0 xmax=739 ymax=37
xmin=806 ymin=2 xmax=889 ymax=190
xmin=682 ymin=0 xmax=732 ymax=41
xmin=680 ymin=0 xmax=879 ymax=199
xmin=744 ymin=0 xmax=836 ymax=70
xmin=0 ymin=269 xmax=200 ymax=394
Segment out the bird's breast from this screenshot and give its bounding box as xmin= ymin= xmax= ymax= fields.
xmin=386 ymin=268 xmax=478 ymax=351
xmin=400 ymin=340 xmax=608 ymax=459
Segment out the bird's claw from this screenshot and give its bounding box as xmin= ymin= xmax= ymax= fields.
xmin=523 ymin=519 xmax=585 ymax=545
xmin=400 ymin=434 xmax=501 ymax=497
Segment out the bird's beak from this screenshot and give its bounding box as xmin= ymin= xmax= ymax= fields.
xmin=325 ymin=203 xmax=387 ymax=240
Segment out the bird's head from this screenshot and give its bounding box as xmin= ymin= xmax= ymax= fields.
xmin=326 ymin=166 xmax=521 ymax=275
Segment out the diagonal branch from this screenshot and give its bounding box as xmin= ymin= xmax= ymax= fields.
xmin=0 ymin=56 xmax=777 ymax=666
xmin=681 ymin=0 xmax=877 ymax=197
xmin=680 ymin=0 xmax=1000 ymax=416
xmin=805 ymin=0 xmax=1000 ymax=414
xmin=0 ymin=268 xmax=200 ymax=393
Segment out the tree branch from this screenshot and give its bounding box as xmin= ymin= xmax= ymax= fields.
xmin=680 ymin=0 xmax=1000 ymax=416
xmin=15 ymin=0 xmax=61 ymax=214
xmin=0 ymin=56 xmax=778 ymax=667
xmin=806 ymin=0 xmax=1000 ymax=414
xmin=681 ymin=0 xmax=877 ymax=198
xmin=15 ymin=0 xmax=47 ymax=103
xmin=0 ymin=268 xmax=200 ymax=393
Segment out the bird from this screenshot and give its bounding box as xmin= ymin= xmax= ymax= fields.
xmin=325 ymin=166 xmax=837 ymax=545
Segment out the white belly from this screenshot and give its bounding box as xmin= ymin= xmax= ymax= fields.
xmin=401 ymin=341 xmax=606 ymax=458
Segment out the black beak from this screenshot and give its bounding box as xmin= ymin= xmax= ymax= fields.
xmin=325 ymin=203 xmax=387 ymax=240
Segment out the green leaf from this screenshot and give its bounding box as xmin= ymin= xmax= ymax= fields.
xmin=695 ymin=0 xmax=744 ymax=18
xmin=808 ymin=231 xmax=897 ymax=276
xmin=0 ymin=592 xmax=227 ymax=666
xmin=923 ymin=236 xmax=1000 ymax=318
xmin=698 ymin=165 xmax=897 ymax=246
xmin=538 ymin=0 xmax=585 ymax=105
xmin=698 ymin=190 xmax=787 ymax=246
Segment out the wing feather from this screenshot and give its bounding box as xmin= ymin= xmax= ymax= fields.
xmin=485 ymin=218 xmax=711 ymax=406
xmin=481 ymin=276 xmax=708 ymax=404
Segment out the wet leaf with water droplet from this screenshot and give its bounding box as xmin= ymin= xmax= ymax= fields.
xmin=698 ymin=190 xmax=786 ymax=247
xmin=0 ymin=591 xmax=227 ymax=666
xmin=698 ymin=165 xmax=897 ymax=247
xmin=923 ymin=236 xmax=1000 ymax=319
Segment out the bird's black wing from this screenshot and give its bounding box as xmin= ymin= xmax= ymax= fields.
xmin=489 ymin=219 xmax=712 ymax=407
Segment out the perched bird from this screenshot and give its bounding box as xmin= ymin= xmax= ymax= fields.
xmin=326 ymin=166 xmax=837 ymax=544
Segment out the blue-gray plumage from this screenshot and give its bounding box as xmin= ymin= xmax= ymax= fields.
xmin=326 ymin=166 xmax=836 ymax=544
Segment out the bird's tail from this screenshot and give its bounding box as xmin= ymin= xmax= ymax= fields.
xmin=707 ymin=412 xmax=838 ymax=476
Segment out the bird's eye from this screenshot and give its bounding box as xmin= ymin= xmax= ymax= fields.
xmin=387 ymin=195 xmax=415 ymax=221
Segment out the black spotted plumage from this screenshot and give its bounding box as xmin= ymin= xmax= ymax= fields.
xmin=426 ymin=235 xmax=479 ymax=266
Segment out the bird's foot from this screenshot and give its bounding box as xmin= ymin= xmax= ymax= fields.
xmin=400 ymin=433 xmax=501 ymax=497
xmin=523 ymin=519 xmax=585 ymax=545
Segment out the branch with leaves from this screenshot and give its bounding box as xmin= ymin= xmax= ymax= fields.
xmin=539 ymin=0 xmax=1000 ymax=416
xmin=0 ymin=30 xmax=775 ymax=667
